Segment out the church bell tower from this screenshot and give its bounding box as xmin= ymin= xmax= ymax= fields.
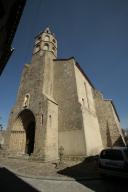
xmin=6 ymin=27 xmax=59 ymax=161
xmin=33 ymin=27 xmax=57 ymax=58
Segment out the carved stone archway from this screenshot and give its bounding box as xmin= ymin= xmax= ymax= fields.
xmin=9 ymin=109 xmax=36 ymax=156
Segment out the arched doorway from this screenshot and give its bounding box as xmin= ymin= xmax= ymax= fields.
xmin=9 ymin=109 xmax=36 ymax=156
xmin=25 ymin=121 xmax=35 ymax=155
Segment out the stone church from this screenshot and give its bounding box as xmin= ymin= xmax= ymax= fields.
xmin=5 ymin=27 xmax=125 ymax=161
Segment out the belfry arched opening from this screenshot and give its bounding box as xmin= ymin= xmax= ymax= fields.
xmin=9 ymin=109 xmax=36 ymax=156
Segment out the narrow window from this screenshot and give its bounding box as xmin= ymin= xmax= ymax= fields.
xmin=37 ymin=36 xmax=41 ymax=41
xmin=23 ymin=94 xmax=30 ymax=107
xmin=84 ymin=82 xmax=90 ymax=110
xmin=34 ymin=43 xmax=40 ymax=53
xmin=53 ymin=39 xmax=56 ymax=43
xmin=42 ymin=114 xmax=43 ymax=125
xmin=36 ymin=43 xmax=40 ymax=48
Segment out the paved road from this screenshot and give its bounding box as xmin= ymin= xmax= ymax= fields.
xmin=0 ymin=157 xmax=128 ymax=192
xmin=0 ymin=167 xmax=128 ymax=192
xmin=22 ymin=177 xmax=128 ymax=192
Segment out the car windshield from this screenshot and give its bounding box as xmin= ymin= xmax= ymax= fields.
xmin=100 ymin=149 xmax=124 ymax=161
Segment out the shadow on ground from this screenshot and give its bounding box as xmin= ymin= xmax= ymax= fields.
xmin=0 ymin=167 xmax=40 ymax=192
xmin=58 ymin=156 xmax=99 ymax=178
xmin=58 ymin=156 xmax=128 ymax=192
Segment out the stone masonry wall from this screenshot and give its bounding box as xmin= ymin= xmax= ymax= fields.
xmin=93 ymin=89 xmax=125 ymax=147
xmin=6 ymin=52 xmax=58 ymax=159
xmin=74 ymin=65 xmax=103 ymax=155
xmin=53 ymin=58 xmax=86 ymax=156
xmin=53 ymin=58 xmax=83 ymax=131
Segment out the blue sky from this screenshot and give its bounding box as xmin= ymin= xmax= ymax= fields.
xmin=0 ymin=0 xmax=128 ymax=129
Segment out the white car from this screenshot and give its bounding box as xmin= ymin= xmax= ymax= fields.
xmin=99 ymin=147 xmax=128 ymax=178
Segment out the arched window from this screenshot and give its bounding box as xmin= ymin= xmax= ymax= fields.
xmin=43 ymin=43 xmax=49 ymax=51
xmin=52 ymin=47 xmax=55 ymax=54
xmin=52 ymin=47 xmax=55 ymax=51
xmin=33 ymin=43 xmax=40 ymax=54
xmin=53 ymin=39 xmax=56 ymax=43
xmin=37 ymin=36 xmax=41 ymax=41
xmin=44 ymin=35 xmax=50 ymax=41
